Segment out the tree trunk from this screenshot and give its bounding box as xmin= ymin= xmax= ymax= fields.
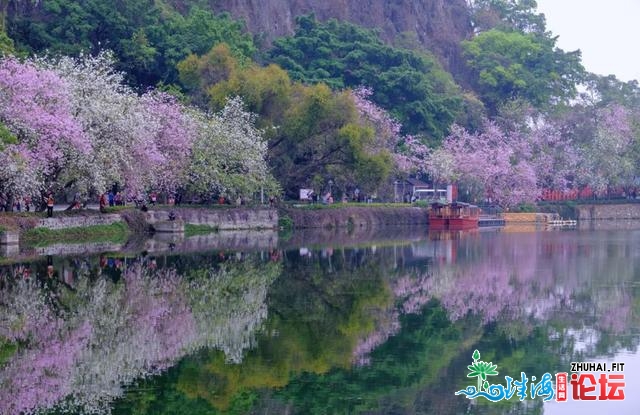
xmin=5 ymin=193 xmax=13 ymax=212
xmin=0 ymin=1 xmax=8 ymax=33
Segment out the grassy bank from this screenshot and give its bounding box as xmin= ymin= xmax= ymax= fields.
xmin=0 ymin=340 xmax=17 ymax=366
xmin=184 ymin=223 xmax=219 ymax=236
xmin=22 ymin=222 xmax=130 ymax=246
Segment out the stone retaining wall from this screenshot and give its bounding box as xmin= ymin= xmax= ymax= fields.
xmin=503 ymin=213 xmax=558 ymax=223
xmin=35 ymin=214 xmax=122 ymax=230
xmin=283 ymin=206 xmax=428 ymax=229
xmin=145 ymin=207 xmax=278 ymax=230
xmin=0 ymin=230 xmax=19 ymax=244
xmin=576 ymin=204 xmax=640 ymax=220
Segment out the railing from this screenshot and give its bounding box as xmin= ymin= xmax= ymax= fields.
xmin=547 ymin=219 xmax=577 ymax=227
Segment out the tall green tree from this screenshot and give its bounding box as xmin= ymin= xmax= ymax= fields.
xmin=462 ymin=28 xmax=584 ymax=114
xmin=581 ymin=73 xmax=640 ymax=110
xmin=470 ymin=0 xmax=546 ymax=34
xmin=6 ymin=1 xmax=255 ymax=86
xmin=178 ymin=47 xmax=397 ymax=198
xmin=267 ymin=15 xmax=462 ymax=141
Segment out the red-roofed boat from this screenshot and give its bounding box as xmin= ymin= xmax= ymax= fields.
xmin=428 ymin=201 xmax=480 ymax=230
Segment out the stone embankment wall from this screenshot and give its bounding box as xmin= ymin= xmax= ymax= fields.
xmin=502 ymin=213 xmax=558 ymax=223
xmin=282 ymin=206 xmax=428 ymax=229
xmin=576 ymin=204 xmax=640 ymax=220
xmin=145 ymin=207 xmax=278 ymax=230
xmin=35 ymin=214 xmax=122 ymax=230
xmin=146 ymin=230 xmax=278 ymax=254
xmin=33 ymin=241 xmax=124 ymax=256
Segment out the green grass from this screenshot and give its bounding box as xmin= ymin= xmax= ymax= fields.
xmin=23 ymin=222 xmax=130 ymax=246
xmin=101 ymin=205 xmax=135 ymax=213
xmin=277 ymin=214 xmax=294 ymax=241
xmin=0 ymin=340 xmax=17 ymax=366
xmin=184 ymin=223 xmax=219 ymax=236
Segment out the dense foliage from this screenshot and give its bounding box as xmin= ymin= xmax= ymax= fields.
xmin=6 ymin=1 xmax=255 ymax=85
xmin=461 ymin=28 xmax=584 ymax=113
xmin=469 ymin=0 xmax=547 ymax=34
xmin=0 ymin=53 xmax=277 ymax=205
xmin=179 ymin=45 xmax=419 ymax=198
xmin=2 ymin=0 xmax=640 ymax=205
xmin=267 ymin=15 xmax=463 ymax=141
xmin=0 ymin=255 xmax=281 ymax=414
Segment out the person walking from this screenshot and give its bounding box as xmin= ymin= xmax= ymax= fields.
xmin=99 ymin=192 xmax=108 ymax=213
xmin=46 ymin=194 xmax=54 ymax=218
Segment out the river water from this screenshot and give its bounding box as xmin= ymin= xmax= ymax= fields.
xmin=1 ymin=227 xmax=639 ymax=414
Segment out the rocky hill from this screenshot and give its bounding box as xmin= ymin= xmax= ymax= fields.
xmin=208 ymin=0 xmax=472 ymax=70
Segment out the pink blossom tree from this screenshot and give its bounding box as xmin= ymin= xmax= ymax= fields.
xmin=140 ymin=91 xmax=197 ymax=193
xmin=350 ymin=86 xmax=430 ymax=175
xmin=432 ymin=121 xmax=539 ymax=207
xmin=0 ymin=57 xmax=90 ymax=206
xmin=577 ymin=104 xmax=635 ymax=194
xmin=43 ymin=53 xmax=168 ymax=196
xmin=527 ymin=121 xmax=580 ymax=191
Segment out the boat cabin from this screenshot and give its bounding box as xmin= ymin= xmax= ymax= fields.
xmin=428 ymin=201 xmax=480 ymax=230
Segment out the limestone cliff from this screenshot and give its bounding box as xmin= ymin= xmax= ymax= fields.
xmin=207 ymin=0 xmax=472 ymax=70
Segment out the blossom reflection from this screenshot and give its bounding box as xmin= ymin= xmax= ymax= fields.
xmin=0 ymin=256 xmax=279 ymax=415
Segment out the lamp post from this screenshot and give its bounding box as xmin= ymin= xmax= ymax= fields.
xmin=394 ymin=180 xmax=400 ymax=203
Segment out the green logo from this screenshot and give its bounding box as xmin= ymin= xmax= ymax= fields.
xmin=466 ymin=349 xmax=499 ymax=392
xmin=455 ymin=349 xmax=555 ymax=402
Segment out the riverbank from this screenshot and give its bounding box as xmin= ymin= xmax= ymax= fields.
xmin=503 ymin=202 xmax=640 ymax=222
xmin=4 ymin=201 xmax=640 ymax=252
xmin=0 ymin=206 xmax=278 ymax=251
xmin=0 ymin=204 xmax=430 ymax=259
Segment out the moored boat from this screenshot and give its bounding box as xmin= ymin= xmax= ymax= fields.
xmin=428 ymin=201 xmax=480 ymax=230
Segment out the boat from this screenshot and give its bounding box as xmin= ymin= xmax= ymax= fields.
xmin=428 ymin=201 xmax=480 ymax=230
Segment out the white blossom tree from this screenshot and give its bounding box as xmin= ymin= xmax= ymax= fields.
xmin=188 ymin=96 xmax=278 ymax=200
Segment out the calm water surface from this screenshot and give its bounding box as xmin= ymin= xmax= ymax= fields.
xmin=1 ymin=228 xmax=639 ymax=414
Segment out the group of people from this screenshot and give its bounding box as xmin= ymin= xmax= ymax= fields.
xmin=109 ymin=191 xmax=126 ymax=207
xmin=0 ymin=195 xmax=33 ymax=212
xmin=98 ymin=190 xmax=182 ymax=213
xmin=304 ymin=188 xmax=371 ymax=205
xmin=99 ymin=190 xmax=127 ymax=212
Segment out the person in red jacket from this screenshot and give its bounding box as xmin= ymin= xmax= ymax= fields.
xmin=46 ymin=194 xmax=54 ymax=218
xmin=99 ymin=192 xmax=108 ymax=213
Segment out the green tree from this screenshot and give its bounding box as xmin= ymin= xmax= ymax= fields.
xmin=581 ymin=73 xmax=640 ymax=110
xmin=153 ymin=8 xmax=256 ymax=84
xmin=177 ymin=43 xmax=241 ymax=107
xmin=470 ymin=0 xmax=546 ymax=34
xmin=178 ymin=47 xmax=397 ymax=198
xmin=0 ymin=28 xmax=13 ymax=54
xmin=0 ymin=121 xmax=17 ymax=150
xmin=6 ymin=1 xmax=255 ymax=87
xmin=267 ymin=14 xmax=462 ymax=141
xmin=462 ymin=29 xmax=584 ymax=113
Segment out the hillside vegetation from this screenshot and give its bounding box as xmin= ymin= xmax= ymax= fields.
xmin=1 ymin=0 xmax=640 ymax=207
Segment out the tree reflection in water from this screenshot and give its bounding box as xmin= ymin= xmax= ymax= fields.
xmin=0 ymin=255 xmax=280 ymax=415
xmin=0 ymin=230 xmax=639 ymax=415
